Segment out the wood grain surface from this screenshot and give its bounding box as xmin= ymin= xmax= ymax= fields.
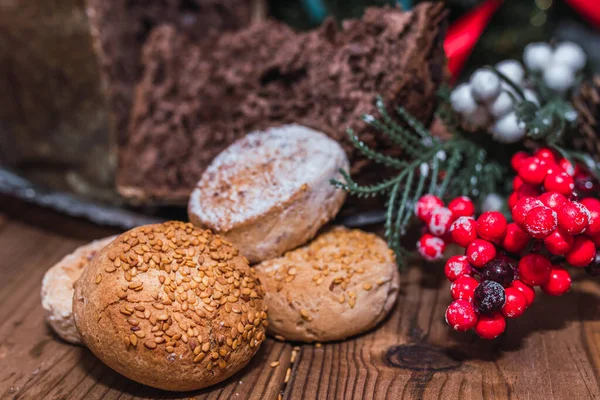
xmin=0 ymin=195 xmax=599 ymax=400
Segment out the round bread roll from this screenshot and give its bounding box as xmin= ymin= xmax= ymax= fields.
xmin=41 ymin=236 xmax=116 ymax=344
xmin=255 ymin=227 xmax=400 ymax=342
xmin=73 ymin=222 xmax=268 ymax=391
xmin=188 ymin=124 xmax=349 ymax=263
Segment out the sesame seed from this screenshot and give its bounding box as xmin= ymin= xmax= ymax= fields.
xmin=270 ymin=361 xmax=280 ymax=368
xmin=363 ymin=283 xmax=373 ymax=291
xmin=95 ymin=274 xmax=102 ymax=284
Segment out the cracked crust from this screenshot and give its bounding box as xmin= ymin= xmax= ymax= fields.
xmin=255 ymin=227 xmax=400 ymax=342
xmin=188 ymin=125 xmax=349 ymax=263
xmin=41 ymin=236 xmax=116 ymax=344
xmin=73 ymin=222 xmax=267 ymax=391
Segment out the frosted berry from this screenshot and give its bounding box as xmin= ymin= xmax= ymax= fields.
xmin=448 ymin=196 xmax=475 ymax=218
xmin=417 ymin=234 xmax=446 ymax=261
xmin=511 ymin=280 xmax=535 ymax=307
xmin=565 ymin=236 xmax=596 ymax=267
xmin=512 ymin=197 xmax=544 ymax=226
xmin=466 ymin=239 xmax=497 ymax=268
xmin=445 ymin=300 xmax=478 ymax=332
xmin=581 ymin=198 xmax=600 ymax=236
xmin=518 ymin=157 xmax=547 ymax=185
xmin=415 ymin=195 xmax=444 ymax=223
xmin=518 ymin=254 xmax=552 ymax=286
xmin=450 ymin=217 xmax=478 ymax=248
xmin=502 ymin=223 xmax=530 ymax=253
xmin=451 ymin=276 xmax=479 ymax=302
xmin=557 ymin=201 xmax=590 ymax=235
xmin=474 ymin=281 xmax=506 ymax=315
xmin=501 ymin=287 xmax=527 ymax=318
xmin=540 ymin=266 xmax=572 ymax=296
xmin=511 ymin=151 xmax=529 ymax=172
xmin=544 ymin=171 xmax=575 ymax=196
xmin=523 ymin=206 xmax=557 ymax=239
xmin=585 ymin=252 xmax=600 ymax=276
xmin=476 ymin=212 xmax=507 ymax=242
xmin=444 ymin=255 xmax=473 ymax=282
xmin=475 ymin=313 xmax=506 ymax=339
xmin=538 ymin=192 xmax=568 ymax=211
xmin=428 ymin=207 xmax=455 ymax=237
xmin=544 ymin=228 xmax=574 ymax=255
xmin=481 ymin=259 xmax=515 ymax=287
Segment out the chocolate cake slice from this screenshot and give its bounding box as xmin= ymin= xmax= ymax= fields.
xmin=118 ymin=3 xmax=447 ymax=203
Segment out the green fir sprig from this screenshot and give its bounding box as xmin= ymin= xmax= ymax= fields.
xmin=331 ymin=97 xmax=503 ymax=267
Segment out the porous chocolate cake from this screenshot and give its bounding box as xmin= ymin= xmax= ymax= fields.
xmin=118 ymin=3 xmax=447 ymax=203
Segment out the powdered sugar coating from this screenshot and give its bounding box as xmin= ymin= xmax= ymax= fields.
xmin=417 ymin=235 xmax=445 ymax=261
xmin=189 ymin=125 xmax=349 ymax=232
xmin=428 ymin=207 xmax=454 ymax=236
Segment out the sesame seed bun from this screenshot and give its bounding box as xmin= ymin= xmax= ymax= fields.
xmin=73 ymin=222 xmax=267 ymax=391
xmin=255 ymin=227 xmax=400 ymax=342
xmin=188 ymin=124 xmax=349 ymax=263
xmin=41 ymin=236 xmax=117 ymax=344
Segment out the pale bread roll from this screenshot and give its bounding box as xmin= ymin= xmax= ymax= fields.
xmin=41 ymin=236 xmax=116 ymax=344
xmin=255 ymin=227 xmax=400 ymax=342
xmin=188 ymin=124 xmax=349 ymax=263
xmin=73 ymin=222 xmax=268 ymax=391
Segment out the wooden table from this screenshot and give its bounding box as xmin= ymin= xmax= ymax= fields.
xmin=1 ymin=195 xmax=599 ymax=400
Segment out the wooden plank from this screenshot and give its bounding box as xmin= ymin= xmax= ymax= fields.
xmin=0 ymin=195 xmax=599 ymax=399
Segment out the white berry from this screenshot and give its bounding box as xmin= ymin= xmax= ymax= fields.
xmin=523 ymin=42 xmax=553 ymax=72
xmin=523 ymin=88 xmax=539 ymax=105
xmin=553 ymin=42 xmax=586 ymax=72
xmin=491 ymin=112 xmax=526 ymax=143
xmin=495 ymin=59 xmax=524 ymax=86
xmin=464 ymin=105 xmax=490 ymax=128
xmin=488 ymin=91 xmax=514 ymax=118
xmin=470 ymin=69 xmax=501 ymax=102
xmin=450 ymin=83 xmax=478 ymax=114
xmin=482 ymin=193 xmax=504 ymax=213
xmin=543 ymin=64 xmax=575 ymax=93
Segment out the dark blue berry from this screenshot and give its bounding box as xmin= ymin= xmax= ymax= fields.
xmin=481 ymin=259 xmax=515 ymax=287
xmin=474 ymin=280 xmax=506 ymax=315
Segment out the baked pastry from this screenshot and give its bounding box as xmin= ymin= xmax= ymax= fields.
xmin=118 ymin=3 xmax=447 ymax=203
xmin=255 ymin=227 xmax=400 ymax=342
xmin=41 ymin=236 xmax=116 ymax=344
xmin=73 ymin=222 xmax=267 ymax=391
xmin=188 ymin=124 xmax=349 ymax=263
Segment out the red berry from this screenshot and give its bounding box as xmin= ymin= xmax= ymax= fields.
xmin=445 ymin=300 xmax=478 ymax=332
xmin=417 ymin=234 xmax=446 ymax=261
xmin=466 ymin=239 xmax=497 ymax=268
xmin=515 ymin=183 xmax=542 ymax=199
xmin=475 ymin=313 xmax=506 ymax=339
xmin=511 ymin=151 xmax=529 ymax=172
xmin=565 ymin=236 xmax=596 ymax=267
xmin=544 ymin=171 xmax=575 ymax=196
xmin=535 ymin=148 xmax=557 ymax=164
xmin=428 ymin=207 xmax=455 ymax=237
xmin=450 ymin=217 xmax=478 ymax=248
xmin=518 ymin=157 xmax=547 ymax=184
xmin=513 ymin=176 xmax=524 ymax=190
xmin=415 ymin=195 xmax=444 ymax=223
xmin=502 ymin=223 xmax=530 ymax=253
xmin=538 ymin=192 xmax=568 ymax=211
xmin=476 ymin=212 xmax=508 ymax=242
xmin=558 ymin=158 xmax=578 ymax=176
xmin=451 ymin=276 xmax=479 ymax=301
xmin=512 ymin=197 xmax=544 ymax=226
xmin=523 ymin=206 xmax=557 ymax=239
xmin=591 ymin=234 xmax=600 ymax=247
xmin=508 ymin=192 xmax=519 ymax=209
xmin=448 ymin=196 xmax=475 ymax=218
xmin=511 ymin=280 xmax=535 ymax=307
xmin=540 ymin=266 xmax=572 ymax=296
xmin=444 ymin=255 xmax=472 ymax=282
xmin=581 ymin=198 xmax=600 ymax=236
xmin=501 ymin=287 xmax=527 ymax=318
xmin=518 ymin=254 xmax=552 ymax=286
xmin=544 ymin=228 xmax=574 ymax=255
xmin=557 ymin=201 xmax=590 ymax=235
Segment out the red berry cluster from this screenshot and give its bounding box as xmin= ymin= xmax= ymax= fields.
xmin=415 ymin=195 xmax=475 ymax=261
xmin=414 ymin=148 xmax=600 ymax=339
